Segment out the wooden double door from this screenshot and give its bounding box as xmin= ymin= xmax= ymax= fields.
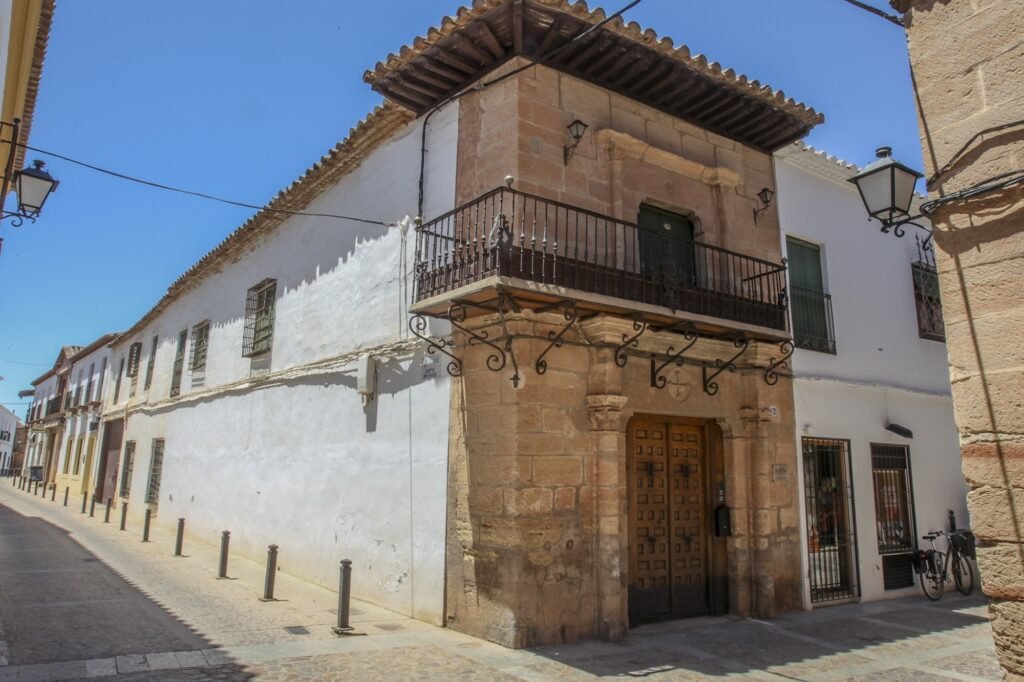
xmin=628 ymin=418 xmax=720 ymax=624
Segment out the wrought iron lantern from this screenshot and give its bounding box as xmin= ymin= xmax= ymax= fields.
xmin=752 ymin=186 xmax=775 ymax=224
xmin=14 ymin=159 xmax=59 ymax=218
xmin=563 ymin=119 xmax=589 ymax=165
xmin=848 ymin=146 xmax=923 ymax=234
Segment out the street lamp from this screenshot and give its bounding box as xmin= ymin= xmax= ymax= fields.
xmin=848 ymin=146 xmax=925 ymax=237
xmin=0 ymin=117 xmax=60 ymax=228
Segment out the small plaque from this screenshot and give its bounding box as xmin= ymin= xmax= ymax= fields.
xmin=772 ymin=464 xmax=789 ymax=481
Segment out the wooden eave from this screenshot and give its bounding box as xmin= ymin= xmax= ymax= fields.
xmin=363 ymin=0 xmax=823 ymax=152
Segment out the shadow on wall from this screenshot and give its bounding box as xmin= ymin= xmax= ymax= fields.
xmin=0 ymin=503 xmax=254 ymax=677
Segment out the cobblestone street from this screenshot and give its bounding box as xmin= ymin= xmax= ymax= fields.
xmin=0 ymin=484 xmax=1002 ymax=681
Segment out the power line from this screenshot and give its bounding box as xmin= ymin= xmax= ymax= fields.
xmin=18 ymin=143 xmax=396 ymax=227
xmin=840 ymin=0 xmax=904 ymax=26
xmin=0 ymin=357 xmax=50 ymax=366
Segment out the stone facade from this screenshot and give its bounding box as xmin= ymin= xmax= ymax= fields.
xmin=893 ymin=0 xmax=1024 ymax=677
xmin=443 ymin=61 xmax=800 ymax=648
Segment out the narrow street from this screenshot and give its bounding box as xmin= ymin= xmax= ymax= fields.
xmin=0 ymin=483 xmax=1004 ymax=681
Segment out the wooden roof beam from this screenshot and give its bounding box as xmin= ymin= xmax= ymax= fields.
xmin=431 ymin=46 xmax=479 ymax=75
xmin=419 ymin=55 xmax=471 ymax=83
xmin=405 ymin=62 xmax=459 ymax=90
xmin=452 ymin=32 xmax=495 ymax=67
xmin=476 ymin=20 xmax=507 ymax=60
xmin=380 ymin=79 xmax=434 ymax=108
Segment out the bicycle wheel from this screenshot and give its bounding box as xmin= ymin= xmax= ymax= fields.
xmin=920 ymin=568 xmax=944 ymax=601
xmin=953 ymin=553 xmax=975 ymax=596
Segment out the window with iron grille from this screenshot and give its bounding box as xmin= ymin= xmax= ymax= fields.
xmin=911 ymin=262 xmax=945 ymax=342
xmin=190 ymin=321 xmax=210 ymax=372
xmin=870 ymin=444 xmax=917 ymax=589
xmin=120 ymin=441 xmax=135 ymax=498
xmin=113 ymin=357 xmax=125 ymax=404
xmin=169 ymin=330 xmax=187 ymax=397
xmin=145 ymin=438 xmax=164 ymax=504
xmin=86 ymin=363 xmax=94 ymax=403
xmin=242 ymin=279 xmax=277 ymax=357
xmin=126 ymin=342 xmax=143 ymax=378
xmin=144 ymin=335 xmax=157 ymax=390
xmin=73 ymin=437 xmax=84 ymax=475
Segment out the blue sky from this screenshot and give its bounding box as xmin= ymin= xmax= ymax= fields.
xmin=0 ymin=0 xmax=917 ymax=412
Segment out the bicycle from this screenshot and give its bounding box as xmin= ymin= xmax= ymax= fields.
xmin=914 ymin=529 xmax=976 ymax=601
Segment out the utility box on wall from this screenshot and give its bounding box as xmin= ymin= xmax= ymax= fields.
xmin=357 ymin=354 xmax=376 ymax=403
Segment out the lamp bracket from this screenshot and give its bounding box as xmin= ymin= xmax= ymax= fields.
xmin=535 ymin=300 xmax=578 ymax=375
xmin=702 ymin=337 xmax=750 ymax=396
xmin=650 ymin=322 xmax=699 ymax=389
xmin=615 ymin=318 xmax=647 ymax=368
xmin=764 ymin=340 xmax=794 ymax=386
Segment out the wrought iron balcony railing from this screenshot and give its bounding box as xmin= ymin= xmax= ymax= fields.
xmin=414 ymin=188 xmax=789 ymax=331
xmin=790 ymin=286 xmax=837 ymax=354
xmin=45 ymin=397 xmax=61 ymax=416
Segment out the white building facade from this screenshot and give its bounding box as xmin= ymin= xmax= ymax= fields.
xmin=102 ymin=103 xmax=458 ymax=624
xmin=0 ymin=404 xmax=19 ymax=474
xmin=775 ymin=143 xmax=968 ymax=607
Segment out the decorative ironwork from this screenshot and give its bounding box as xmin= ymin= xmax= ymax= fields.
xmin=448 ymin=302 xmax=508 ymax=374
xmin=791 ymin=286 xmax=836 ymax=354
xmin=650 ymin=323 xmax=698 ymax=389
xmin=535 ymin=301 xmax=578 ymax=375
xmin=764 ymin=340 xmax=794 ymax=386
xmin=491 ymin=295 xmax=521 ymax=388
xmin=0 ymin=211 xmax=32 ymax=227
xmin=702 ymin=337 xmax=750 ymax=396
xmin=614 ymin=318 xmax=647 ymax=368
xmin=409 ymin=313 xmax=462 ymax=378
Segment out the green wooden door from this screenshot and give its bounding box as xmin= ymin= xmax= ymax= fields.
xmin=787 ymin=237 xmax=833 ymax=352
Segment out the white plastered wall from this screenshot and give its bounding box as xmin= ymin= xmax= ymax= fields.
xmin=104 ymin=104 xmax=459 ymax=624
xmin=776 ymin=147 xmax=968 ymax=607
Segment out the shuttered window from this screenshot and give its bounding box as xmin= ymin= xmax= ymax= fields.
xmin=145 ymin=439 xmax=164 ymax=505
xmin=787 ymin=237 xmax=836 ymax=354
xmin=120 ymin=441 xmax=135 ymax=498
xmin=144 ymin=335 xmax=158 ymax=390
xmin=911 ymin=263 xmax=945 ymax=342
xmin=126 ymin=342 xmax=143 ymax=378
xmin=169 ymin=330 xmax=187 ymax=397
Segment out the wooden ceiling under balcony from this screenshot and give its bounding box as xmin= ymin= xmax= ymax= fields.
xmin=364 ymin=0 xmax=823 ymax=153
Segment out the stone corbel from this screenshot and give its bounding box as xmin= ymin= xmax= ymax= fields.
xmin=596 ymin=128 xmax=741 ymax=189
xmin=586 ymin=394 xmax=629 ymax=432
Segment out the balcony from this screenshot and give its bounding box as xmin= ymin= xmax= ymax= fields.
xmin=413 ymin=188 xmax=788 ymax=335
xmin=45 ymin=397 xmax=61 ymax=416
xmin=790 ymin=287 xmax=837 ymax=354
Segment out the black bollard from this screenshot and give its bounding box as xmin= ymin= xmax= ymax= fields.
xmin=218 ymin=531 xmax=231 ymax=579
xmin=332 ymin=559 xmax=354 ymax=634
xmin=89 ymin=495 xmax=97 ymax=517
xmin=142 ymin=508 xmax=152 ymax=542
xmin=51 ymin=485 xmax=56 ymax=502
xmin=104 ymin=498 xmax=112 ymax=523
xmin=948 ymin=509 xmax=958 ymax=532
xmin=120 ymin=502 xmax=128 ymax=531
xmin=174 ymin=518 xmax=185 ymax=556
xmin=81 ymin=491 xmax=88 ymax=513
xmin=260 ymin=545 xmax=279 ymax=601
xmin=34 ymin=480 xmax=39 ymax=495
xmin=63 ymin=487 xmax=69 ymax=507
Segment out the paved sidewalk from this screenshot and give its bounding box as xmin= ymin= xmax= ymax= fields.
xmin=0 ymin=482 xmax=1003 ymax=681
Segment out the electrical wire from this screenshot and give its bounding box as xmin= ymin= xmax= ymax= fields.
xmin=18 ymin=143 xmax=396 ymax=227
xmin=0 ymin=358 xmax=50 ymax=366
xmin=928 ymin=119 xmax=1024 ymax=186
xmin=839 ymin=0 xmax=904 ymax=27
xmin=920 ymin=168 xmax=1024 ymax=215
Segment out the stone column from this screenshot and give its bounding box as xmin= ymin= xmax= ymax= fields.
xmin=741 ymin=404 xmax=776 ymax=619
xmin=893 ymin=1 xmax=1024 ymax=676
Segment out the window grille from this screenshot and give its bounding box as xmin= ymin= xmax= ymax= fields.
xmin=120 ymin=441 xmax=135 ymax=498
xmin=911 ymin=262 xmax=945 ymax=342
xmin=169 ymin=330 xmax=187 ymax=397
xmin=189 ymin=321 xmax=210 ymax=371
xmin=242 ymin=279 xmax=277 ymax=357
xmin=144 ymin=335 xmax=158 ymax=390
xmin=870 ymin=443 xmax=917 ymax=589
xmin=126 ymin=342 xmax=143 ymax=377
xmin=86 ymin=363 xmax=94 ymax=403
xmin=113 ymin=358 xmax=125 ymax=404
xmin=802 ymin=437 xmax=860 ymax=604
xmin=145 ymin=438 xmax=164 ymax=504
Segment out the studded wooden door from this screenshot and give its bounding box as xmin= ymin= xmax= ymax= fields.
xmin=629 ymin=419 xmax=710 ymax=624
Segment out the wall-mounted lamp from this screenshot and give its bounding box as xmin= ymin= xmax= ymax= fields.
xmin=752 ymin=187 xmax=774 ymax=224
xmin=563 ymin=119 xmax=589 ymax=165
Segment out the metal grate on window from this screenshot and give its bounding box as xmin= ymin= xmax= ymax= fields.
xmin=120 ymin=441 xmax=135 ymax=498
xmin=870 ymin=444 xmax=916 ymax=555
xmin=126 ymin=342 xmax=143 ymax=378
xmin=911 ymin=262 xmax=945 ymax=342
xmin=802 ymin=437 xmax=860 ymax=604
xmin=242 ymin=279 xmax=277 ymax=357
xmin=145 ymin=439 xmax=164 ymax=504
xmin=169 ymin=330 xmax=187 ymax=397
xmin=189 ymin=321 xmax=211 ymax=371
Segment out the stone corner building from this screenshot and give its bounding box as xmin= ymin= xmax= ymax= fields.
xmin=892 ymin=0 xmax=1024 ymax=677
xmin=382 ymin=0 xmax=821 ymax=647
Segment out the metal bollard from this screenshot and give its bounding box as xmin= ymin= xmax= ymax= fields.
xmin=142 ymin=508 xmax=152 ymax=542
xmin=260 ymin=544 xmax=279 ymax=601
xmin=174 ymin=518 xmax=185 ymax=556
xmin=51 ymin=485 xmax=56 ymax=502
xmin=104 ymin=498 xmax=112 ymax=523
xmin=332 ymin=559 xmax=354 ymax=634
xmin=81 ymin=492 xmax=88 ymax=514
xmin=89 ymin=495 xmax=97 ymax=517
xmin=34 ymin=480 xmax=39 ymax=495
xmin=120 ymin=502 xmax=128 ymax=531
xmin=218 ymin=531 xmax=231 ymax=579
xmin=63 ymin=487 xmax=69 ymax=506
